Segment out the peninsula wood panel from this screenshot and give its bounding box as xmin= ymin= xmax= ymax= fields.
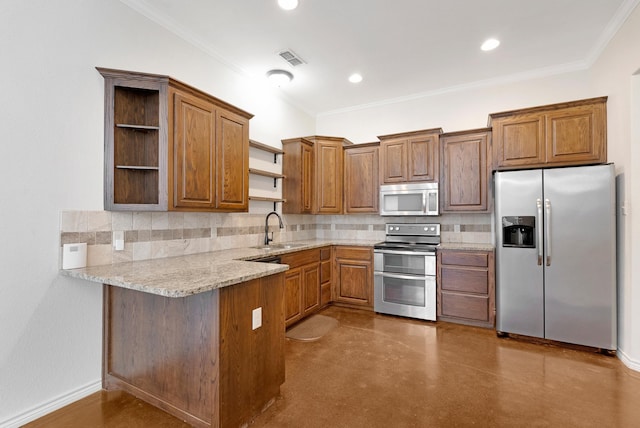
xmin=344 ymin=143 xmax=379 ymax=213
xmin=103 ymin=286 xmax=218 ymax=427
xmin=103 ymin=273 xmax=285 ymax=428
xmin=441 ymin=129 xmax=491 ymax=212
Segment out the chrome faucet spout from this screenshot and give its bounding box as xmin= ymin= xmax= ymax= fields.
xmin=264 ymin=211 xmax=284 ymax=245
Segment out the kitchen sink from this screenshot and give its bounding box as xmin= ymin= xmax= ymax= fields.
xmin=252 ymin=243 xmax=308 ymax=250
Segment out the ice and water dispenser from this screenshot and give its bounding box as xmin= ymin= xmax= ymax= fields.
xmin=502 ymin=216 xmax=535 ymax=248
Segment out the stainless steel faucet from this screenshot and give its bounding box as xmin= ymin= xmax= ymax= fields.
xmin=264 ymin=211 xmax=284 ymax=245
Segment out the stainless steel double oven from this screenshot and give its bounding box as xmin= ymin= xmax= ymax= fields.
xmin=374 ymin=223 xmax=440 ymax=321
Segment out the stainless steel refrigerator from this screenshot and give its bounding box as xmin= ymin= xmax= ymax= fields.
xmin=494 ymin=164 xmax=616 ymax=350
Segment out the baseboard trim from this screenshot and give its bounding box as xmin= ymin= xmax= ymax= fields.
xmin=618 ymin=348 xmax=640 ymax=372
xmin=0 ymin=380 xmax=102 ymax=428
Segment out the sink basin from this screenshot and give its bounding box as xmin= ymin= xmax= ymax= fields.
xmin=252 ymin=243 xmax=308 ymax=250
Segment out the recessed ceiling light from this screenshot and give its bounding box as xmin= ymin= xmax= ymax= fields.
xmin=266 ymin=69 xmax=294 ymax=87
xmin=348 ymin=73 xmax=363 ymax=83
xmin=481 ymin=38 xmax=500 ymax=51
xmin=278 ymin=0 xmax=299 ymax=11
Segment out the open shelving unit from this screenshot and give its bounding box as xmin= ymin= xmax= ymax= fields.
xmin=248 ymin=140 xmax=285 ymax=211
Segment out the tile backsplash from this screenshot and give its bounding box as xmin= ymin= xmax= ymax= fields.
xmin=60 ymin=211 xmax=493 ymax=267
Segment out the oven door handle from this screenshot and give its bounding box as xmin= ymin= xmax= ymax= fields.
xmin=374 ymin=272 xmax=429 ymax=281
xmin=374 ymin=250 xmax=435 ymax=257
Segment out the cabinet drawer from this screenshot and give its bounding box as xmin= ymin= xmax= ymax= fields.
xmin=281 ymin=249 xmax=320 ymax=268
xmin=334 ymin=246 xmax=372 ymax=261
xmin=440 ymin=251 xmax=488 ymax=267
xmin=441 ymin=267 xmax=488 ymax=294
xmin=441 ymin=292 xmax=489 ymax=321
xmin=320 ymin=246 xmax=331 ymax=261
xmin=320 ymin=260 xmax=332 ymax=283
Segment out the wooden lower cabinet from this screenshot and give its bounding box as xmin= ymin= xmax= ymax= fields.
xmin=281 ymin=247 xmax=328 ymax=327
xmin=103 ymin=273 xmax=285 ymax=428
xmin=437 ymin=249 xmax=495 ymax=328
xmin=320 ymin=247 xmax=332 ymax=308
xmin=333 ymin=246 xmax=373 ymax=309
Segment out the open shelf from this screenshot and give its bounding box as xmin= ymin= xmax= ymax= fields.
xmin=249 ymin=139 xmax=284 ymax=155
xmin=116 ymin=124 xmax=161 ymax=131
xmin=116 ymin=165 xmax=160 ymax=170
xmin=249 ymin=168 xmax=285 ymax=179
xmin=249 ymin=196 xmax=286 ymax=211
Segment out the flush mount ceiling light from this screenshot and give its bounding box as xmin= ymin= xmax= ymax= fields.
xmin=481 ymin=38 xmax=500 ymax=51
xmin=348 ymin=73 xmax=363 ymax=83
xmin=278 ymin=0 xmax=299 ymax=10
xmin=266 ymin=69 xmax=294 ymax=87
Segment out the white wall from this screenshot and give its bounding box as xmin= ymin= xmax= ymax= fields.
xmin=0 ymin=0 xmax=314 ymax=425
xmin=317 ymin=4 xmax=640 ymax=371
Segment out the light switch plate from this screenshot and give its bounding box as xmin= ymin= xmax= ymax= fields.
xmin=252 ymin=307 xmax=262 ymax=330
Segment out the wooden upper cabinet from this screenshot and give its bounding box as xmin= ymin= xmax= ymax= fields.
xmin=344 ymin=143 xmax=379 ymax=213
xmin=441 ymin=128 xmax=491 ymax=212
xmin=215 ymin=109 xmax=249 ymax=211
xmin=378 ymin=128 xmax=442 ymax=184
xmin=282 ymin=138 xmax=314 ymax=214
xmin=489 ymin=97 xmax=607 ymax=170
xmin=98 ymin=67 xmax=252 ymax=212
xmin=171 ymin=89 xmax=216 ymax=209
xmin=282 ymin=136 xmax=352 ymax=214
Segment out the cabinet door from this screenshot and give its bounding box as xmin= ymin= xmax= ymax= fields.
xmin=302 ymin=143 xmax=314 ymax=213
xmin=216 ymin=109 xmax=249 ymax=211
xmin=334 ymin=258 xmax=372 ymax=307
xmin=441 ymin=131 xmax=490 ymax=212
xmin=492 ymin=112 xmax=545 ymax=169
xmin=380 ymin=140 xmax=407 ymax=183
xmin=407 ymin=135 xmax=438 ymax=182
xmin=344 ymin=146 xmax=379 ymax=213
xmin=172 ymin=90 xmax=216 ymax=209
xmin=316 ymin=141 xmax=343 ymax=213
xmin=545 ymin=103 xmax=606 ymax=165
xmin=284 ymin=269 xmax=303 ymax=327
xmin=302 ymin=263 xmax=320 ymax=316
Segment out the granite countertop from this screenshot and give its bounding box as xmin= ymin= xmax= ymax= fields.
xmin=438 ymin=242 xmax=495 ymax=251
xmin=60 ymin=239 xmax=379 ymax=298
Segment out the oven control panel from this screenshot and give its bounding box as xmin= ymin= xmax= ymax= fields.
xmin=386 ymin=223 xmax=440 ymax=237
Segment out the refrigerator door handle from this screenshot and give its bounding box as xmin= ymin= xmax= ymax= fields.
xmin=545 ymin=199 xmax=552 ymax=266
xmin=536 ymin=198 xmax=543 ymax=266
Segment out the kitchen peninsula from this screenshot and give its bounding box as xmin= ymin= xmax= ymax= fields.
xmin=61 ymin=249 xmax=291 ymax=428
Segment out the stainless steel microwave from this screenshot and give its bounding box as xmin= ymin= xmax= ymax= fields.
xmin=379 ymin=183 xmax=439 ymax=216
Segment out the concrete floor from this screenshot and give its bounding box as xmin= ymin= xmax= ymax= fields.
xmin=27 ymin=306 xmax=640 ymax=427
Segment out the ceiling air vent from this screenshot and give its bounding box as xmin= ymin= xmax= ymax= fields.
xmin=278 ymin=49 xmax=306 ymax=67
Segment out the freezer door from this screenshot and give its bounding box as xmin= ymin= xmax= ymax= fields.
xmin=495 ymin=169 xmax=544 ymax=338
xmin=543 ymin=164 xmax=616 ymax=350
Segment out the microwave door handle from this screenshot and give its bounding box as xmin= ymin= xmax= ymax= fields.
xmin=422 ymin=192 xmax=427 ymax=213
xmin=536 ymin=198 xmax=543 ymax=266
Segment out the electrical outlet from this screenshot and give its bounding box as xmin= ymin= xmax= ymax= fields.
xmin=113 ymin=230 xmax=124 ymax=251
xmin=252 ymin=307 xmax=262 ymax=330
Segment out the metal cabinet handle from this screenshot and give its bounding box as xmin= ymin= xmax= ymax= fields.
xmin=545 ymin=199 xmax=551 ymax=266
xmin=536 ymin=198 xmax=543 ymax=266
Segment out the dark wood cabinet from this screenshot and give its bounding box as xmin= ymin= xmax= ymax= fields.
xmin=378 ymin=128 xmax=442 ymax=184
xmin=99 ymin=67 xmax=251 ymax=212
xmin=437 ymin=249 xmax=495 ymax=328
xmin=441 ymin=128 xmax=492 ymax=212
xmin=103 ymin=273 xmax=285 ymax=428
xmin=344 ymin=143 xmax=379 ymax=213
xmin=282 ymin=136 xmax=352 ymax=214
xmin=333 ymin=246 xmax=373 ymax=309
xmin=489 ymin=97 xmax=607 ymax=170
